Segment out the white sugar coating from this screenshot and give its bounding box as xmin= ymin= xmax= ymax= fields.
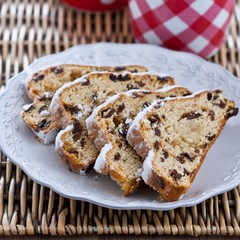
xmin=125 ymin=118 xmax=132 ymax=124
xmin=77 ymin=104 xmax=92 ymax=119
xmin=33 ymin=126 xmax=59 ymax=144
xmin=39 ymin=110 xmax=50 ymax=117
xmin=94 ymin=143 xmax=113 ymax=173
xmin=142 ymin=149 xmax=155 ymax=184
xmin=44 ymin=92 xmax=54 ymax=99
xmin=76 ymin=112 xmax=83 ymax=120
xmin=22 ymin=103 xmax=33 ymax=111
xmin=156 ymin=85 xmax=184 ymax=92
xmin=55 ymin=124 xmax=74 ymax=150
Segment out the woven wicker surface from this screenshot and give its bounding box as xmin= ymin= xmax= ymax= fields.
xmin=0 ymin=0 xmax=240 ymax=238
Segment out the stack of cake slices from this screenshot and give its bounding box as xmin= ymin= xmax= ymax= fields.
xmin=21 ymin=64 xmax=238 ymax=201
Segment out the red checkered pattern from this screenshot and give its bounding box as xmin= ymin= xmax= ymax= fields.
xmin=128 ymin=0 xmax=235 ymax=58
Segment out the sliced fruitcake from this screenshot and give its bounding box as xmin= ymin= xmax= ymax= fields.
xmin=23 ymin=65 xmax=148 ymax=143
xmin=51 ymin=71 xmax=175 ymax=173
xmin=86 ymin=86 xmax=191 ymax=195
xmin=26 ymin=64 xmax=148 ymax=100
xmin=127 ymin=90 xmax=238 ymax=201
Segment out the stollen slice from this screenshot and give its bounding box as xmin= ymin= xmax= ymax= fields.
xmin=26 ymin=64 xmax=148 ymax=100
xmin=51 ymin=71 xmax=175 ymax=173
xmin=22 ymin=64 xmax=147 ymax=144
xmin=127 ymin=90 xmax=238 ymax=201
xmin=86 ymin=86 xmax=191 ymax=195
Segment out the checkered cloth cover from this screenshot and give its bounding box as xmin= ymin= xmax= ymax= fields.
xmin=128 ymin=0 xmax=234 ymax=58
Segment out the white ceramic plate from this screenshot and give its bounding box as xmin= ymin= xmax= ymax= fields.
xmin=0 ymin=43 xmax=240 ymax=210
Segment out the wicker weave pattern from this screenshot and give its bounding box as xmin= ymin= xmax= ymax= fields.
xmin=0 ymin=0 xmax=240 ymax=236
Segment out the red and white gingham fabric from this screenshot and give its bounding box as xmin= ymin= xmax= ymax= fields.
xmin=128 ymin=0 xmax=235 ymax=58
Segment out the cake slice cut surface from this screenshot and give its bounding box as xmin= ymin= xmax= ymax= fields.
xmin=22 ymin=65 xmax=148 ymax=143
xmin=86 ymin=86 xmax=191 ymax=195
xmin=127 ymin=90 xmax=238 ymax=201
xmin=51 ymin=71 xmax=175 ymax=173
xmin=26 ymin=64 xmax=148 ymax=100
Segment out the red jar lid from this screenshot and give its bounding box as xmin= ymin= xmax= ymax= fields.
xmin=63 ymin=0 xmax=128 ymax=11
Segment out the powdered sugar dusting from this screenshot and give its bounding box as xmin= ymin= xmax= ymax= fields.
xmin=125 ymin=118 xmax=133 ymax=124
xmin=55 ymin=125 xmax=73 ymax=150
xmin=94 ymin=143 xmax=113 ymax=173
xmin=40 ymin=110 xmax=50 ymax=117
xmin=77 ymin=104 xmax=92 ymax=119
xmin=43 ymin=92 xmax=54 ymax=99
xmin=156 ymin=85 xmax=184 ymax=93
xmin=142 ymin=150 xmax=155 ymax=184
xmin=22 ymin=103 xmax=33 ymax=111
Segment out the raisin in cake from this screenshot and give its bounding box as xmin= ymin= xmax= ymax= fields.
xmin=26 ymin=64 xmax=148 ymax=100
xmin=51 ymin=71 xmax=175 ymax=173
xmin=127 ymin=90 xmax=238 ymax=201
xmin=23 ymin=65 xmax=147 ymax=144
xmin=86 ymin=86 xmax=191 ymax=195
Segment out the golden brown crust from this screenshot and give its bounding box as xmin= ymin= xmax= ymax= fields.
xmin=109 ymin=168 xmax=142 ymax=196
xmin=56 ymin=144 xmax=88 ymax=172
xmin=147 ymin=169 xmax=188 ymax=201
